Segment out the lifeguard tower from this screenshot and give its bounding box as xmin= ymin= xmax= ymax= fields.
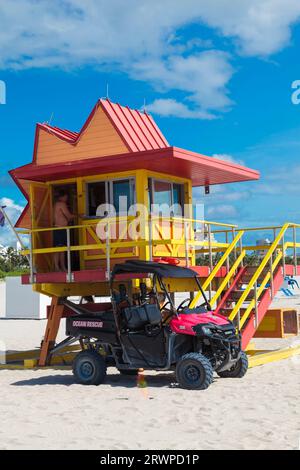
xmin=10 ymin=98 xmax=300 ymax=366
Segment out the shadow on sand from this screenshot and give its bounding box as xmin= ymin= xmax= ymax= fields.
xmin=11 ymin=371 xmax=179 ymax=388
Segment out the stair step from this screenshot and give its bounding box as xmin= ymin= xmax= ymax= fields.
xmin=242 ymin=269 xmax=274 ymax=283
xmin=229 ymin=288 xmax=267 ymax=302
xmin=218 ymin=307 xmax=232 ymax=316
xmin=245 ymin=266 xmax=271 ymax=274
xmin=218 ymin=306 xmax=256 ymax=321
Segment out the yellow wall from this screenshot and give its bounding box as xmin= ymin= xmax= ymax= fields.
xmin=30 ymin=169 xmax=194 ymax=271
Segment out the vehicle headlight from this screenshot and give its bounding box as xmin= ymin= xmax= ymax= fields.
xmin=201 ymin=326 xmax=214 ymax=335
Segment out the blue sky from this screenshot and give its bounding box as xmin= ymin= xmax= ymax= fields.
xmin=1 ymin=0 xmax=300 ymax=245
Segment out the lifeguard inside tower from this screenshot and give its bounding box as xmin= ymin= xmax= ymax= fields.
xmin=10 ymin=98 xmax=300 ymax=366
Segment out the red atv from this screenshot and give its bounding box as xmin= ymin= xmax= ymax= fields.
xmin=65 ymin=260 xmax=248 ymax=390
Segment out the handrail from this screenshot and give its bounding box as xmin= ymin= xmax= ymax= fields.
xmin=239 ymin=222 xmax=300 ymax=232
xmin=21 ymin=238 xmax=182 ymax=256
xmin=238 ymin=251 xmax=283 ymax=328
xmin=19 ymin=216 xmax=300 ymax=298
xmin=189 ymin=231 xmax=244 ymax=308
xmin=210 ymin=250 xmax=246 ymax=308
xmin=18 ymin=215 xmax=237 ymax=236
xmin=228 ymin=223 xmax=291 ymax=323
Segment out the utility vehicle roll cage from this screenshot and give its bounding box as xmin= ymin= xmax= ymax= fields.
xmin=110 ymin=260 xmax=212 ymax=313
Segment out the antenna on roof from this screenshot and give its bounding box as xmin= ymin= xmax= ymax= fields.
xmin=143 ymin=98 xmax=147 ymax=113
xmin=47 ymin=112 xmax=54 ymax=125
xmin=106 ymin=83 xmax=109 ymax=100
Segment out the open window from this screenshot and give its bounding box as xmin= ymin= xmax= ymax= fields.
xmin=87 ymin=181 xmax=107 ymax=217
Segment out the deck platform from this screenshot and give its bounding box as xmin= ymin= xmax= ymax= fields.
xmin=21 ymin=264 xmax=300 ymax=285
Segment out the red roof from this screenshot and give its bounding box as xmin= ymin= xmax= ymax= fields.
xmin=26 ymin=99 xmax=260 ymax=187
xmin=10 ymin=147 xmax=259 ymax=193
xmin=10 ymin=98 xmax=260 ymax=231
xmin=101 ymin=99 xmax=169 ymax=151
xmin=36 ymin=99 xmax=169 ymax=152
xmin=39 ymin=124 xmax=79 ymax=142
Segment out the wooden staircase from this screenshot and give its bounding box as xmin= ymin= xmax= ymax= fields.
xmin=190 ymin=224 xmax=297 ymax=350
xmin=214 ymin=265 xmax=284 ymax=349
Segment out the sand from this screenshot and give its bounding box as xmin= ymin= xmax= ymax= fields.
xmin=0 ymin=319 xmax=299 ymax=450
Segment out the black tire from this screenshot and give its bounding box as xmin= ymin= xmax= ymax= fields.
xmin=118 ymin=369 xmax=139 ymax=376
xmin=73 ymin=350 xmax=107 ymax=385
xmin=176 ymin=353 xmax=213 ymax=390
xmin=217 ymin=351 xmax=248 ymax=378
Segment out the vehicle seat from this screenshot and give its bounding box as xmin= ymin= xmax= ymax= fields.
xmin=123 ymin=304 xmax=161 ymax=330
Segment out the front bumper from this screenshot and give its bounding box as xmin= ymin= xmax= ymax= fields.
xmin=210 ymin=333 xmax=241 ymax=372
xmin=193 ymin=323 xmax=242 ymax=372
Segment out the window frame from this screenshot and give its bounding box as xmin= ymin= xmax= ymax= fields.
xmin=85 ymin=177 xmax=136 ymax=218
xmin=150 ymin=178 xmax=185 ymax=217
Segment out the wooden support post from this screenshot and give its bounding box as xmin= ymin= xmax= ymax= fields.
xmin=38 ymin=296 xmax=65 ymax=366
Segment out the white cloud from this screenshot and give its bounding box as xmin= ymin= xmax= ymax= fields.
xmin=193 ymin=183 xmax=250 ymax=205
xmin=212 ymin=153 xmax=245 ymax=166
xmin=0 ymin=197 xmax=23 ymax=214
xmin=0 ymin=198 xmax=25 ymax=247
xmin=147 ymin=99 xmax=216 ymax=120
xmin=256 ymin=164 xmax=300 ymax=196
xmin=194 ymin=0 xmax=300 ymax=57
xmin=143 ymin=51 xmax=233 ymax=117
xmin=207 ymin=204 xmax=238 ymax=218
xmin=193 ymin=178 xmax=252 ymax=226
xmin=0 ymin=0 xmax=300 ymax=117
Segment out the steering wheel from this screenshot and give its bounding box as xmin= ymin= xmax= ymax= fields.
xmin=177 ymin=298 xmax=191 ymax=312
xmin=196 ymin=301 xmax=212 ymax=310
xmin=160 ymin=301 xmax=175 ymax=325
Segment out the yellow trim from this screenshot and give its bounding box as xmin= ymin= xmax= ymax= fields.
xmin=248 ymin=344 xmax=300 ymax=368
xmin=229 ymin=227 xmax=288 ymax=323
xmin=29 ymin=181 xmax=53 ymax=270
xmin=238 ymin=251 xmax=283 ymax=328
xmin=81 ymin=169 xmax=138 ymax=184
xmin=145 ymin=169 xmax=190 ymax=185
xmin=4 ymin=344 xmax=80 ymax=362
xmin=34 ymin=283 xmax=111 ymax=297
xmin=22 ymin=238 xmax=182 ymax=256
xmin=77 ymin=177 xmax=85 ymax=269
xmin=189 ymin=230 xmax=244 ymax=308
xmin=48 ymin=176 xmax=77 ymax=186
xmin=210 ymin=250 xmax=246 ymax=307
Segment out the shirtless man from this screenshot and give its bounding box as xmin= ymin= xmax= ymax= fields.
xmin=53 ymin=190 xmax=75 ymax=272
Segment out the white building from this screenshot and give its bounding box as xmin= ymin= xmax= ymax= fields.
xmin=0 ymin=277 xmax=51 ymax=319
